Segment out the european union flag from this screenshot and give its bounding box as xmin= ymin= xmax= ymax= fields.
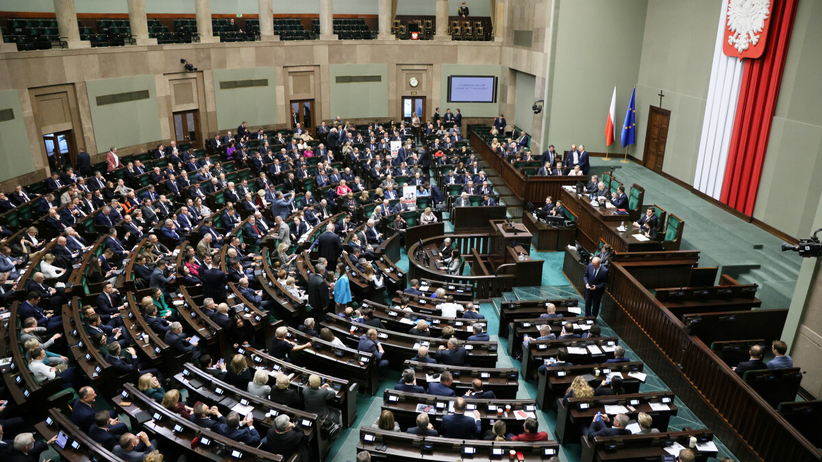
xmin=621 ymin=87 xmax=636 ymax=148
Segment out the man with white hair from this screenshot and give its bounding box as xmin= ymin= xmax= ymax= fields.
xmin=164 ymin=321 xmax=201 ymax=361
xmin=265 ymin=414 xmax=308 ymax=461
xmin=11 ymin=432 xmax=56 ymax=461
xmin=454 ymin=192 xmax=470 ymax=207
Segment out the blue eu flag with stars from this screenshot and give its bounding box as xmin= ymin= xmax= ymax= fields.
xmin=621 ymin=87 xmax=636 ymax=148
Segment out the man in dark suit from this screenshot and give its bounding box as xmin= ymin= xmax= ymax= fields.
xmin=307 ymin=263 xmax=330 ymax=313
xmin=463 ymin=379 xmax=497 ymax=399
xmin=190 ymin=402 xmax=226 ymax=431
xmin=410 ymin=345 xmax=437 ymax=364
xmin=164 ymin=321 xmax=202 ymax=361
xmin=264 ymin=414 xmax=307 ymax=462
xmin=610 ymin=185 xmax=629 ymax=209
xmin=216 ymin=412 xmax=261 ymax=445
xmin=466 ymin=324 xmax=489 ymax=341
xmin=201 ymin=259 xmax=228 ymax=303
xmin=76 ymin=149 xmax=92 ymax=176
xmin=88 ymin=409 xmax=130 ymax=451
xmin=583 ymin=257 xmax=608 ymax=318
xmin=72 ymin=386 xmax=126 ymax=434
xmin=395 ymin=369 xmax=427 ymax=393
xmin=441 ymin=398 xmax=481 ymax=439
xmin=734 ymin=344 xmax=767 ymax=376
xmin=427 ymin=371 xmax=457 ymax=397
xmin=436 ymin=338 xmax=469 ymax=366
xmin=143 ymin=304 xmax=170 ymax=335
xmin=317 ymin=223 xmax=343 ymax=269
xmin=587 ymin=413 xmax=631 ymax=437
xmin=19 ymin=292 xmax=62 ymax=333
xmin=404 ymin=279 xmax=423 ymax=296
xmin=633 ymin=207 xmax=658 ymax=233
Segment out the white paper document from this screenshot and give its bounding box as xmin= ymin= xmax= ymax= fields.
xmin=587 ymin=345 xmax=603 ymax=355
xmin=628 ymin=371 xmax=647 ymax=382
xmin=514 ymin=410 xmax=536 ymax=420
xmin=567 ymin=346 xmax=588 ymax=355
xmin=632 ymin=234 xmax=650 ymax=242
xmin=626 ymin=422 xmax=642 ymax=434
xmin=603 ymin=405 xmax=629 ymax=415
xmin=607 ymin=372 xmax=624 ymax=379
xmin=664 ymin=442 xmax=687 ymax=456
xmin=425 ymin=374 xmax=441 ymax=383
xmin=567 ymin=307 xmax=582 ymax=315
xmin=231 ymin=403 xmax=254 ymax=416
xmin=649 ymin=402 xmax=671 ymax=411
xmin=601 ymin=345 xmax=615 ymax=353
xmin=398 ymin=317 xmax=414 ymax=325
xmin=696 ymin=441 xmax=718 ymax=452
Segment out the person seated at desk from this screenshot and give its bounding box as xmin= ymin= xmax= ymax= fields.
xmin=161 ymin=389 xmax=192 ymax=420
xmin=408 ymin=413 xmax=439 ymax=436
xmin=217 ymin=411 xmax=261 ymax=445
xmin=537 ymin=162 xmax=552 ymax=176
xmin=537 ymin=347 xmax=576 ymax=376
xmin=436 ymin=338 xmax=469 ymax=366
xmin=483 ymin=420 xmax=511 ymax=441
xmin=512 ymin=417 xmax=549 ymax=441
xmin=442 ymin=397 xmax=481 ymax=439
xmin=595 ymin=375 xmax=625 ymax=396
xmin=372 ymin=410 xmax=401 ymax=432
xmin=137 ymin=373 xmax=166 ymax=402
xmin=436 ymin=295 xmax=464 ymax=318
xmin=462 ymin=303 xmax=484 ymax=319
xmin=610 ymin=185 xmax=628 ymax=209
xmin=404 ymin=279 xmax=423 ymax=296
xmin=113 ymin=432 xmax=158 ymax=462
xmin=733 ymin=344 xmax=766 ymax=376
xmin=523 ymin=324 xmax=556 ymax=349
xmin=358 ymin=328 xmax=389 ymax=369
xmin=411 ymin=345 xmax=437 ymax=364
xmin=248 ymin=368 xmax=272 ymax=399
xmin=590 ymin=182 xmax=608 ymax=199
xmin=408 ymin=319 xmax=431 ymax=337
xmin=541 ymin=303 xmax=564 ymax=318
xmin=549 ymin=200 xmax=566 ymax=218
xmin=396 ymin=368 xmax=427 ymax=393
xmin=89 ymin=410 xmax=134 ymax=451
xmin=635 ymin=412 xmax=660 ymax=434
xmin=265 ymin=414 xmax=309 ymax=462
xmin=269 ymin=373 xmax=304 ymax=409
xmin=190 ymin=402 xmax=225 ymax=430
xmin=768 ymin=340 xmax=794 ymax=369
xmin=225 ymin=353 xmax=254 ymax=389
xmin=360 ymin=308 xmax=384 ymax=329
xmin=464 ymin=378 xmax=496 ymax=399
xmin=558 ymin=321 xmax=581 ymax=339
xmin=270 ymin=326 xmax=312 ymax=362
xmin=73 ymin=386 xmax=126 ymax=434
xmin=633 ymin=207 xmax=658 ymax=232
xmin=605 ymin=346 xmax=629 ymax=363
xmin=428 ymin=370 xmax=457 ymax=397
xmin=454 ymin=192 xmax=471 ymax=207
xmin=467 ymin=324 xmax=489 ymax=341
xmin=586 ymin=412 xmax=631 ymax=437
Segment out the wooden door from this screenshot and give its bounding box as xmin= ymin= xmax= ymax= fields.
xmin=290 ymin=100 xmax=315 ymax=137
xmin=643 ymin=106 xmax=670 ymax=173
xmin=173 ymin=110 xmax=202 ymax=149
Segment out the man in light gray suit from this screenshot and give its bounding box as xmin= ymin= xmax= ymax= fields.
xmin=273 ymin=215 xmax=291 ymax=248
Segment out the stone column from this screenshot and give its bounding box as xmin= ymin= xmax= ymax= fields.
xmin=377 ymin=0 xmax=394 ymax=40
xmin=195 ymin=0 xmax=219 ymax=43
xmin=494 ymin=0 xmax=506 ymax=42
xmin=434 ymin=0 xmax=449 ymax=41
xmin=127 ymin=0 xmax=157 ymax=45
xmin=53 ymin=0 xmax=89 ymax=49
xmin=258 ymin=0 xmax=277 ymax=41
xmin=319 ymin=0 xmax=336 ymax=40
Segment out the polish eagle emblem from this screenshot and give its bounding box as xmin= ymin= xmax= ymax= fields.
xmin=726 ymin=0 xmax=770 ymax=54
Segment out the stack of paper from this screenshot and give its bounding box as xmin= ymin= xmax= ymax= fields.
xmin=398 ymin=317 xmax=414 ymax=325
xmin=626 ymin=422 xmax=642 ymax=434
xmin=663 ymin=442 xmax=687 ymax=456
xmin=567 ymin=307 xmax=582 ymax=315
xmin=587 ymin=345 xmax=603 ymax=355
xmin=628 ymin=371 xmax=647 ymax=382
xmin=608 ymin=372 xmax=624 ymax=379
xmin=426 ymin=374 xmax=441 ymax=383
xmin=514 ymin=410 xmax=536 ymax=420
xmin=232 ymin=403 xmax=254 ymax=416
xmin=649 ymin=402 xmax=671 ymax=411
xmin=604 ymin=405 xmax=630 ymax=415
xmin=633 ymin=234 xmax=650 ymax=242
xmin=601 ymin=345 xmax=616 ymax=353
xmin=567 ymin=346 xmax=588 ymax=355
xmin=696 ymin=441 xmax=718 ymax=452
